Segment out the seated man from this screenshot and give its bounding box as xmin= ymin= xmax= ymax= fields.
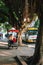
xmin=8 ymin=34 xmax=14 ymax=46
xmin=8 ymin=34 xmax=18 ymax=48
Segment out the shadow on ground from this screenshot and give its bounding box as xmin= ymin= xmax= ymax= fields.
xmin=0 ymin=46 xmax=9 ymax=50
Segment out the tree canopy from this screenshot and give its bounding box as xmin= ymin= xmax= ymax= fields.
xmin=0 ymin=0 xmax=43 ymax=26
xmin=0 ymin=0 xmax=25 ymax=27
xmin=0 ymin=0 xmax=43 ymax=65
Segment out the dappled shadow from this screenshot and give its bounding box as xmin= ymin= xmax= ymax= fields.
xmin=0 ymin=46 xmax=9 ymax=50
xmin=0 ymin=46 xmax=18 ymax=50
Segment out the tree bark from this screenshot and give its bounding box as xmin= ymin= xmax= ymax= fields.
xmin=28 ymin=0 xmax=43 ymax=65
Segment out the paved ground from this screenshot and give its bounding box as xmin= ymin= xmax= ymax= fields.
xmin=0 ymin=40 xmax=35 ymax=64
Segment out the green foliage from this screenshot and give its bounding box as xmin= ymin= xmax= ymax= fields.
xmin=0 ymin=0 xmax=12 ymax=30
xmin=13 ymin=12 xmax=19 ymax=20
xmin=34 ymin=19 xmax=40 ymax=28
xmin=0 ymin=0 xmax=9 ymax=13
xmin=0 ymin=0 xmax=9 ymax=23
xmin=0 ymin=23 xmax=12 ymax=32
xmin=0 ymin=0 xmax=19 ymax=25
xmin=4 ymin=24 xmax=12 ymax=30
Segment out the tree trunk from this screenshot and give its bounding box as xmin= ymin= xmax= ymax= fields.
xmin=28 ymin=0 xmax=43 ymax=65
xmin=40 ymin=20 xmax=43 ymax=65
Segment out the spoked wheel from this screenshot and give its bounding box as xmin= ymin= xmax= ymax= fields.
xmin=8 ymin=40 xmax=12 ymax=49
xmin=8 ymin=43 xmax=11 ymax=49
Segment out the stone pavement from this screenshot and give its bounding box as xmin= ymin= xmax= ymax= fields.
xmin=0 ymin=46 xmax=35 ymax=65
xmin=0 ymin=41 xmax=35 ymax=65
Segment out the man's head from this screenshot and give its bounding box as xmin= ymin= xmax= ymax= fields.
xmin=8 ymin=34 xmax=12 ymax=38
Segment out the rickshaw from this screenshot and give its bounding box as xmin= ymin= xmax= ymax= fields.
xmin=6 ymin=29 xmax=19 ymax=49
